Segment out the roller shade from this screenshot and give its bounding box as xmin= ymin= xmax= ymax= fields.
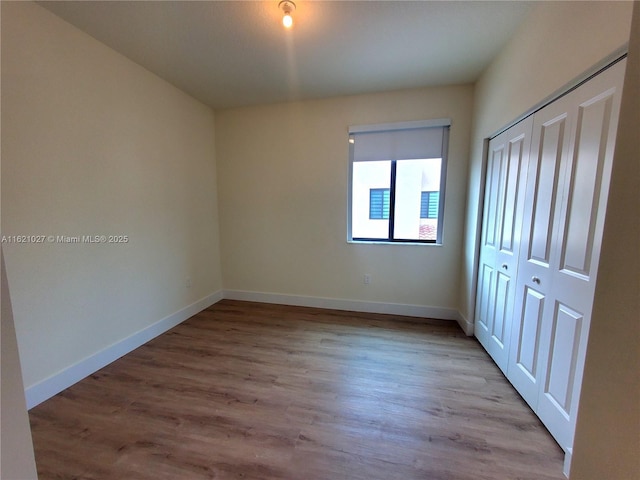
xmin=349 ymin=119 xmax=450 ymax=162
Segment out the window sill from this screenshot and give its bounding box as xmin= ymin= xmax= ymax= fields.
xmin=347 ymin=240 xmax=443 ymax=247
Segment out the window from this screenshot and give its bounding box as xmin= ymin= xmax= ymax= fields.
xmin=369 ymin=188 xmax=390 ymax=219
xmin=348 ymin=119 xmax=450 ymax=243
xmin=420 ymin=191 xmax=439 ymax=219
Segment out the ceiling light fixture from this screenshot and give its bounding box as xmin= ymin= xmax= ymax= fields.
xmin=279 ymin=0 xmax=296 ymax=29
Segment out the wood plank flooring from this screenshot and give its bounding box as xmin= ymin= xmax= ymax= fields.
xmin=29 ymin=300 xmax=565 ymax=480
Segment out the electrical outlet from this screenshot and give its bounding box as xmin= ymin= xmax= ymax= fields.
xmin=186 ymin=277 xmax=192 ymax=288
xmin=364 ymin=274 xmax=371 ymax=285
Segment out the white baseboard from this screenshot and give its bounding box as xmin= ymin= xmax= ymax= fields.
xmin=223 ymin=289 xmax=462 ymax=323
xmin=25 ymin=290 xmax=223 ymax=409
xmin=457 ymin=312 xmax=474 ymax=336
xmin=563 ymin=449 xmax=572 ymax=478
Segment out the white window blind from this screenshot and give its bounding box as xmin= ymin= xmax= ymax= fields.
xmin=350 ymin=121 xmax=449 ymax=162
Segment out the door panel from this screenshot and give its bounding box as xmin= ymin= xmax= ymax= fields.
xmin=559 ymin=91 xmax=615 ymax=279
xmin=491 ymin=272 xmax=511 ymax=348
xmin=510 ymin=285 xmax=546 ymax=405
xmin=476 ymin=264 xmax=493 ymax=332
xmin=544 ymin=302 xmax=583 ymax=417
xmin=484 ymin=145 xmax=504 ymax=249
xmin=500 ymin=136 xmax=526 ymax=254
xmin=475 ymin=138 xmax=507 ymax=364
xmin=535 ymin=60 xmax=625 ymax=452
xmin=507 ymin=95 xmax=573 ymax=408
xmin=528 ymin=114 xmax=567 ymax=267
xmin=475 ymin=117 xmax=533 ymax=374
xmin=475 ymin=142 xmax=504 ymax=351
xmin=475 ymin=143 xmax=503 ymax=345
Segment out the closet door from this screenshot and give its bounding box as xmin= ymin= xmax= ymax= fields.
xmin=507 ymin=95 xmax=573 ymax=409
xmin=505 ymin=59 xmax=626 ymax=451
xmin=534 ymin=60 xmax=626 ymax=451
xmin=475 ymin=117 xmax=533 ymax=373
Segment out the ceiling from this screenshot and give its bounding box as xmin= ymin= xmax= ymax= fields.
xmin=39 ymin=1 xmax=534 ymax=110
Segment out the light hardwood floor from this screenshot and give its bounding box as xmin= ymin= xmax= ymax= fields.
xmin=29 ymin=300 xmax=565 ymax=479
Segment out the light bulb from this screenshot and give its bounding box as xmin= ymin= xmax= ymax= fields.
xmin=279 ymin=1 xmax=295 ymax=29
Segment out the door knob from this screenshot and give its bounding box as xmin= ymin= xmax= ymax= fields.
xmin=532 ymin=276 xmax=541 ymax=284
xmin=502 ymin=264 xmax=508 ymax=270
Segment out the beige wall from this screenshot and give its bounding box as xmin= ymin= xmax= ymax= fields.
xmin=460 ymin=0 xmax=633 ymax=322
xmin=216 ymin=85 xmax=473 ymax=311
xmin=1 ymin=2 xmax=222 ymax=389
xmin=570 ymin=3 xmax=639 ymax=478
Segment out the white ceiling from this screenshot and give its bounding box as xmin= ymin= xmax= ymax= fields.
xmin=39 ymin=1 xmax=534 ymax=110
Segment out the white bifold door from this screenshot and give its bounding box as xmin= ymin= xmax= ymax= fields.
xmin=476 ymin=58 xmax=626 ymax=454
xmin=476 ymin=116 xmax=533 ymax=374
